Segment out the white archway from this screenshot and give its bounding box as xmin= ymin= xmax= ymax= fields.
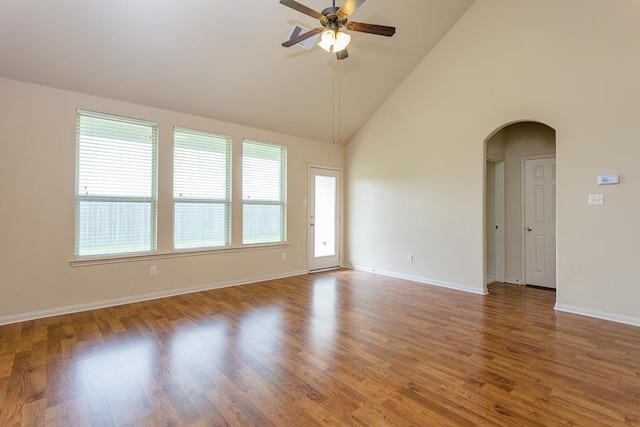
xmin=483 ymin=121 xmax=557 ymax=294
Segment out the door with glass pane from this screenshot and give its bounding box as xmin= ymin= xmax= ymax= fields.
xmin=309 ymin=167 xmax=341 ymax=271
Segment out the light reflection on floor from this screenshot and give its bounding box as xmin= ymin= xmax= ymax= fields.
xmin=66 ymin=275 xmax=343 ymax=423
xmin=310 ymin=275 xmax=338 ymax=360
xmin=170 ymin=322 xmax=228 ymax=383
xmin=238 ymin=307 xmax=284 ymax=363
xmin=74 ymin=339 xmax=154 ymax=424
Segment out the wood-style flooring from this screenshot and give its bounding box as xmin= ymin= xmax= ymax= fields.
xmin=1 ymin=269 xmax=639 ymax=426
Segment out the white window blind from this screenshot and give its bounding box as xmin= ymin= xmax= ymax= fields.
xmin=75 ymin=110 xmax=157 ymax=257
xmin=173 ymin=128 xmax=231 ymax=250
xmin=242 ymin=140 xmax=287 ymax=245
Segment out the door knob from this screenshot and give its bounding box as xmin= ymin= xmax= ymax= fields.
xmin=526 ymin=226 xmax=533 ymax=232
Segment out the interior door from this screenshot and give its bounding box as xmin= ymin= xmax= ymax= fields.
xmin=309 ymin=167 xmax=341 ymax=272
xmin=524 ymin=157 xmax=556 ymax=288
xmin=485 ymin=158 xmax=506 ymax=284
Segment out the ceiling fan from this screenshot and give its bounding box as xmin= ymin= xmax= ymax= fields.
xmin=280 ymin=0 xmax=396 ymax=60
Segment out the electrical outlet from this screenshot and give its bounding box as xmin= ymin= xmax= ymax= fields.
xmin=407 ymin=254 xmax=413 ymax=263
xmin=149 ymin=266 xmax=157 ymax=276
xmin=282 ymin=252 xmax=287 ymax=260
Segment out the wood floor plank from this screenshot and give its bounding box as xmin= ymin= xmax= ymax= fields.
xmin=1 ymin=270 xmax=640 ymax=425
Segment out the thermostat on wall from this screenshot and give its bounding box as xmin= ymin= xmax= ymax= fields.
xmin=597 ymin=175 xmax=619 ymax=185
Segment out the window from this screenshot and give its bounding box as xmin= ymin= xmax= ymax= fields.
xmin=242 ymin=140 xmax=287 ymax=245
xmin=173 ymin=128 xmax=231 ymax=250
xmin=75 ymin=111 xmax=157 ymax=257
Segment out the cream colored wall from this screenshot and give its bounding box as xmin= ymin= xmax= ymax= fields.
xmin=502 ymin=123 xmax=555 ymax=283
xmin=345 ymin=0 xmax=640 ymax=323
xmin=0 ymin=77 xmax=343 ymax=322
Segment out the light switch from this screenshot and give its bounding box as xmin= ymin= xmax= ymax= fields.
xmin=588 ymin=194 xmax=604 ymax=206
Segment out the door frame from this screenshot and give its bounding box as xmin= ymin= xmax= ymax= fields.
xmin=308 ymin=165 xmax=343 ymax=272
xmin=486 ymin=154 xmax=506 ymax=284
xmin=521 ymin=154 xmax=556 ymax=286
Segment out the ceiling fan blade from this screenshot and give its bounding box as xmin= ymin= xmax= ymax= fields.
xmin=282 ymin=27 xmax=323 ymax=47
xmin=279 ymin=0 xmax=323 ymax=19
xmin=346 ymin=21 xmax=396 ymax=37
xmin=337 ymin=0 xmax=367 ymax=18
xmin=336 ymin=49 xmax=349 ymax=60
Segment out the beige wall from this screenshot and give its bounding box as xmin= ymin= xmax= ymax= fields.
xmin=0 ymin=77 xmax=343 ymax=322
xmin=346 ymin=0 xmax=640 ymax=324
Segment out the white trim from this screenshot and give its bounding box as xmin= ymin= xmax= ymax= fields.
xmin=520 ymin=154 xmax=556 ymax=161
xmin=348 ymin=265 xmax=488 ymax=295
xmin=505 ymin=277 xmax=524 ymax=285
xmin=0 ymin=269 xmax=307 ymax=326
xmin=486 ymin=275 xmax=496 ymax=284
xmin=77 ymin=108 xmax=157 ymax=126
xmin=71 ymin=243 xmax=290 ymax=267
xmin=555 ymin=304 xmax=640 ymax=328
xmin=308 ymin=165 xmax=343 ymax=272
xmin=309 ymin=266 xmax=341 ymax=273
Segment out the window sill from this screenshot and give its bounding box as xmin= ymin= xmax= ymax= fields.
xmin=70 ymin=243 xmax=290 ymax=267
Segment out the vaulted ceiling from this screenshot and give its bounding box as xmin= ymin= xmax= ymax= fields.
xmin=0 ymin=0 xmax=474 ymax=143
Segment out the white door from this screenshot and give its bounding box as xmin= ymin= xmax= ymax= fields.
xmin=309 ymin=167 xmax=341 ymax=272
xmin=524 ymin=157 xmax=556 ymax=288
xmin=486 ymin=158 xmax=506 ymax=284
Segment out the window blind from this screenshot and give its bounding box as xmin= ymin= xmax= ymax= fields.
xmin=242 ymin=140 xmax=287 ymax=245
xmin=75 ymin=110 xmax=157 ymax=257
xmin=173 ymin=128 xmax=231 ymax=249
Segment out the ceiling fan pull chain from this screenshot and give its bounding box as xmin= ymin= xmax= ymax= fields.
xmin=332 ymin=60 xmax=336 ymax=143
xmin=332 ymin=59 xmax=342 ymax=144
xmin=337 ymin=59 xmax=341 ymax=143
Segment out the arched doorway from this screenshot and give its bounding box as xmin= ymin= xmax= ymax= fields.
xmin=484 ymin=121 xmax=557 ymax=290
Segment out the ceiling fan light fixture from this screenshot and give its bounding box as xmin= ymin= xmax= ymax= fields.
xmin=321 ymin=28 xmax=336 ymax=42
xmin=279 ymin=0 xmax=397 ymax=59
xmin=318 ymin=39 xmax=333 ymax=52
xmin=333 ymin=31 xmax=351 ymax=53
xmin=319 ymin=29 xmax=336 ymax=52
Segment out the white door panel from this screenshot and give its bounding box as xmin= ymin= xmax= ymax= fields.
xmin=524 ymin=158 xmax=556 ymax=288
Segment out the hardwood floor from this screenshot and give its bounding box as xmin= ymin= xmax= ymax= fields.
xmin=1 ymin=269 xmax=639 ymax=426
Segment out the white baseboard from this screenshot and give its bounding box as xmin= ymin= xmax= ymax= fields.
xmin=486 ymin=275 xmax=495 ymax=284
xmin=555 ymin=303 xmax=640 ymax=327
xmin=505 ymin=277 xmax=523 ymax=285
xmin=0 ymin=269 xmax=308 ymax=326
xmin=348 ymin=264 xmax=487 ymax=295
xmin=12 ymin=268 xmax=636 ymax=329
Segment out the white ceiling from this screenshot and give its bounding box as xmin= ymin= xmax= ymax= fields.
xmin=0 ymin=0 xmax=474 ymax=143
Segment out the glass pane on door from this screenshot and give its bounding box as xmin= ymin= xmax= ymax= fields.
xmin=314 ymin=175 xmax=337 ymax=258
